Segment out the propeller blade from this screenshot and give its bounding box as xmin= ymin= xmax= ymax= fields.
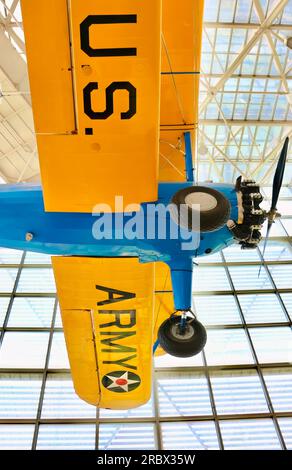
xmin=259 ymin=137 xmax=289 ymax=277
xmin=258 ymin=220 xmax=273 ymax=278
xmin=271 ymin=137 xmax=289 ymax=211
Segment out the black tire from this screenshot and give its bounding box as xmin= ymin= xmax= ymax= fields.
xmin=171 ymin=186 xmax=230 ymax=232
xmin=158 ymin=315 xmax=207 ymax=358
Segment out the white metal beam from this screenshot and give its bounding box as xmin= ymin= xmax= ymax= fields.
xmin=200 ymin=120 xmax=292 ymax=126
xmin=253 ymin=0 xmax=291 ymax=105
xmin=0 ymin=28 xmax=30 ymax=105
xmin=199 ymin=128 xmax=249 ymax=179
xmin=202 ymin=74 xmax=292 ymax=79
xmin=203 ymin=21 xmax=292 ymax=30
xmin=199 ymin=0 xmax=289 ymax=115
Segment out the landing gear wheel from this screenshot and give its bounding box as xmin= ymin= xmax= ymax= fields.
xmin=171 ymin=186 xmax=230 ymax=232
xmin=158 ymin=315 xmax=207 ymax=358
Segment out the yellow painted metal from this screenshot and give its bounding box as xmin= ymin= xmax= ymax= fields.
xmin=21 ymin=0 xmax=161 ymax=212
xmin=159 ymin=0 xmax=204 ymax=181
xmin=52 ymin=256 xmax=155 ymax=409
xmin=153 ymin=262 xmax=174 ymax=357
xmin=60 ymin=309 xmax=100 ymax=405
xmin=21 ymin=0 xmax=75 ymax=134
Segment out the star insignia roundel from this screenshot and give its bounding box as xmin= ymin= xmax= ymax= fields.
xmin=102 ymin=370 xmax=141 ymax=393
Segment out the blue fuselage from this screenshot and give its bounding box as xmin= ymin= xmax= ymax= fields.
xmin=0 ymin=181 xmax=238 ymax=309
xmin=0 ymin=182 xmax=238 ymax=259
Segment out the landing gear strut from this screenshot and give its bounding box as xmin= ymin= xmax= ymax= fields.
xmin=158 ymin=311 xmax=207 ymax=358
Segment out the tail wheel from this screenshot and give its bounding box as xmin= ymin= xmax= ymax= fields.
xmin=171 ymin=186 xmax=230 ymax=232
xmin=158 ymin=315 xmax=207 ymax=358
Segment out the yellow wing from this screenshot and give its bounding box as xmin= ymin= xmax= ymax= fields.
xmin=159 ymin=0 xmax=204 ymax=181
xmin=21 ymin=0 xmax=161 ymax=212
xmin=52 ymin=257 xmax=155 ymax=409
xmin=153 ymin=262 xmax=174 ymax=357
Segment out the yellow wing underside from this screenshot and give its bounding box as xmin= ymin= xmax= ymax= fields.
xmin=53 ymin=257 xmax=174 ymax=409
xmin=22 ymin=0 xmax=204 ymax=409
xmin=159 ymin=0 xmax=204 ymax=182
xmin=21 ymin=0 xmax=204 ymax=211
xmin=21 ymin=0 xmax=162 ymax=212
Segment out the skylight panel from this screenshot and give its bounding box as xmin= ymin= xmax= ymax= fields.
xmin=235 ymin=0 xmax=255 ymax=22
xmin=218 ymin=0 xmax=237 ymax=22
xmin=203 ymin=0 xmax=220 ymax=22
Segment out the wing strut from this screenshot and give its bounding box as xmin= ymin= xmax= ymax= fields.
xmin=184 ymin=131 xmax=194 ymax=182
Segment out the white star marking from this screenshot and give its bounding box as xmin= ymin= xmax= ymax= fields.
xmin=106 ymin=371 xmax=140 ymax=392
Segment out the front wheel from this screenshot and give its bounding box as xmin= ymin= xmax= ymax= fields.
xmin=158 ymin=315 xmax=207 ymax=358
xmin=171 ymin=186 xmax=230 ymax=232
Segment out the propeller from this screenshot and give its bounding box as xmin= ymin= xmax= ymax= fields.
xmin=258 ymin=137 xmax=289 ymax=276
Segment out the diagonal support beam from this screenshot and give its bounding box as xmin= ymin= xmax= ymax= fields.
xmin=254 ymin=131 xmax=292 ymax=181
xmin=253 ymin=0 xmax=291 ymax=99
xmin=199 ymin=128 xmax=249 ymax=179
xmin=0 ymin=28 xmax=30 ymax=105
xmin=199 ymin=0 xmax=289 ymax=115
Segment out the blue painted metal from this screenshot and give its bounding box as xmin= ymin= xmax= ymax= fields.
xmin=0 ymin=181 xmax=238 ymax=310
xmin=168 ymin=257 xmax=193 ymax=310
xmin=183 ymin=132 xmax=194 ymax=182
xmin=153 ymin=339 xmax=160 ymax=354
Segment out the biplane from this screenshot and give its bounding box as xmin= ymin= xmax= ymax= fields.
xmin=0 ymin=0 xmax=288 ymax=409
